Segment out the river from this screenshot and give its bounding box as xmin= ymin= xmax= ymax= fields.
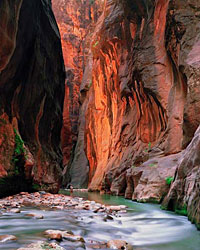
xmin=0 ymin=190 xmax=199 ymax=249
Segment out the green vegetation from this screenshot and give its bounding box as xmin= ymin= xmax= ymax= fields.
xmin=149 ymin=163 xmax=157 ymax=167
xmin=41 ymin=242 xmax=55 ymax=250
xmin=88 ymin=80 xmax=92 ymax=88
xmin=14 ymin=128 xmax=25 ymax=156
xmin=12 ymin=128 xmax=26 ymax=175
xmin=165 ymin=176 xmax=174 ymax=185
xmin=160 ymin=204 xmax=167 ymax=210
xmin=0 ymin=129 xmax=33 ymax=198
xmin=175 ymin=204 xmax=187 ymax=216
xmin=132 ymin=165 xmax=136 ymax=168
xmin=144 ymin=142 xmax=152 ymax=152
xmin=32 ymin=183 xmax=40 ymax=191
xmin=32 ymin=183 xmax=49 ymax=192
xmin=93 ymin=41 xmax=99 ymax=48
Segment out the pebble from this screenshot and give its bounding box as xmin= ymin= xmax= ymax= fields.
xmin=44 ymin=230 xmax=63 ymax=240
xmin=62 ymin=234 xmax=85 ymax=243
xmin=10 ymin=208 xmax=21 ymax=213
xmin=107 ymin=239 xmax=133 ymax=249
xmin=0 ymin=192 xmax=127 ymax=216
xmin=26 ymin=213 xmax=44 ymax=219
xmin=44 ymin=229 xmax=85 ymax=242
xmin=17 ymin=241 xmax=64 ymax=250
xmin=0 ymin=234 xmax=17 ymax=243
xmin=0 ymin=191 xmax=129 ymax=249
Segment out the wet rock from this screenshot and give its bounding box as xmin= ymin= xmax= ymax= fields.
xmin=62 ymin=234 xmax=85 ymax=243
xmin=0 ymin=235 xmax=17 ymax=243
xmin=44 ymin=230 xmax=63 ymax=241
xmin=104 ymin=214 xmax=114 ymax=221
xmin=18 ymin=241 xmax=64 ymax=250
xmin=26 ymin=213 xmax=44 ymax=219
xmin=107 ymin=206 xmax=122 ymax=212
xmin=44 ymin=229 xmax=84 ymax=243
xmin=107 ymin=240 xmax=133 ymax=250
xmin=86 ymin=239 xmax=107 ymax=249
xmin=10 ymin=208 xmax=20 ymax=213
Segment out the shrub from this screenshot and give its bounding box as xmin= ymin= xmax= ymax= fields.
xmin=165 ymin=176 xmax=174 ymax=185
xmin=175 ymin=204 xmax=187 ymax=216
xmin=12 ymin=128 xmax=26 ymax=175
xmin=13 ymin=128 xmax=25 ymax=155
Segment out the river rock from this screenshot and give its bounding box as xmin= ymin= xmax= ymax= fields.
xmin=44 ymin=229 xmax=84 ymax=242
xmin=10 ymin=208 xmax=20 ymax=213
xmin=62 ymin=234 xmax=85 ymax=243
xmin=86 ymin=239 xmax=107 ymax=249
xmin=103 ymin=214 xmax=114 ymax=221
xmin=26 ymin=213 xmax=44 ymax=219
xmin=0 ymin=234 xmax=17 ymax=243
xmin=17 ymin=241 xmax=64 ymax=250
xmin=107 ymin=240 xmax=133 ymax=249
xmin=44 ymin=230 xmax=63 ymax=240
xmin=107 ymin=206 xmax=122 ymax=212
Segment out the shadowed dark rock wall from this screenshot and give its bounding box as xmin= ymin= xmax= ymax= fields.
xmin=0 ymin=0 xmax=65 ymax=194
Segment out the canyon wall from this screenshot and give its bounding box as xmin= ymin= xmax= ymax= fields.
xmin=0 ymin=0 xmax=65 ymax=195
xmin=52 ymin=0 xmax=103 ymax=187
xmin=80 ymin=0 xmax=200 ymax=189
xmin=163 ymin=125 xmax=200 ymax=230
xmin=71 ymin=0 xmax=200 ymax=227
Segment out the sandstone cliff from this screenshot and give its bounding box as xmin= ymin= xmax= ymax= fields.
xmin=52 ymin=0 xmax=103 ymax=187
xmin=0 ymin=0 xmax=65 ymax=196
xmin=163 ymin=125 xmax=200 ymax=230
xmin=78 ymin=0 xmax=199 ymax=189
xmin=69 ymin=0 xmax=200 ymax=227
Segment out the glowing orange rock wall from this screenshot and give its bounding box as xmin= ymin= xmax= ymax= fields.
xmin=79 ymin=0 xmax=200 ymax=190
xmin=52 ymin=0 xmax=103 ymax=166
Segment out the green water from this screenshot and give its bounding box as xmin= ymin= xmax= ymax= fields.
xmin=0 ymin=190 xmax=199 ymax=250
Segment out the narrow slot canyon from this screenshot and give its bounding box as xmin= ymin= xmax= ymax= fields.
xmin=0 ymin=0 xmax=200 ymax=249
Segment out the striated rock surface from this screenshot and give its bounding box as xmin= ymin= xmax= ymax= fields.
xmin=76 ymin=0 xmax=200 ymax=195
xmin=62 ymin=0 xmax=200 ymax=228
xmin=0 ymin=0 xmax=65 ymax=195
xmin=163 ymin=125 xmax=200 ymax=229
xmin=124 ymin=153 xmax=181 ymax=203
xmin=52 ymin=0 xmax=103 ymax=187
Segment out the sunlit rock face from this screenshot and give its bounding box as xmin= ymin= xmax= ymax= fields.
xmin=0 ymin=0 xmax=65 ymax=194
xmin=52 ymin=0 xmax=104 ymax=187
xmin=77 ymin=0 xmax=200 ymax=191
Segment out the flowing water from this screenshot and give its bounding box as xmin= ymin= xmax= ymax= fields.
xmin=0 ymin=190 xmax=199 ymax=249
